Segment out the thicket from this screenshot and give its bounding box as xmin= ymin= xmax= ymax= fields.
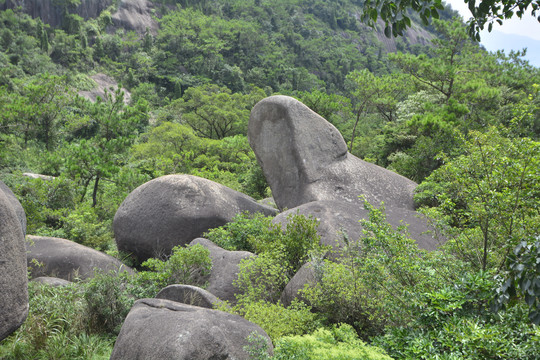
xmin=0 ymin=0 xmax=539 ymax=358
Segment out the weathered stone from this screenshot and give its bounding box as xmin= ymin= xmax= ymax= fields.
xmin=114 ymin=175 xmax=276 ymax=263
xmin=0 ymin=0 xmax=114 ymax=28
xmin=189 ymin=238 xmax=254 ymax=304
xmin=280 ymin=261 xmax=317 ymax=307
xmin=32 ymin=276 xmax=72 ymax=287
xmin=110 ymin=298 xmax=273 ymax=360
xmin=0 ymin=180 xmax=26 ymax=236
xmin=22 ymin=173 xmax=55 ymax=181
xmin=248 ymin=95 xmax=418 ymax=211
xmin=156 ymin=284 xmax=222 ymax=309
xmin=0 ymin=190 xmax=28 ymax=341
xmin=78 ymin=73 xmax=131 ymax=104
xmin=110 ymin=0 xmax=158 ymax=35
xmin=273 ymin=200 xmax=441 ymax=254
xmin=27 ymin=235 xmax=133 ymax=281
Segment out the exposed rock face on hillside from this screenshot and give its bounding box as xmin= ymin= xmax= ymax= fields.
xmin=0 ymin=187 xmax=28 ymax=341
xmin=111 ymin=0 xmax=158 ymax=35
xmin=0 ymin=0 xmax=113 ymax=28
xmin=78 ymin=73 xmax=131 ymax=104
xmin=0 ymin=0 xmax=157 ymax=34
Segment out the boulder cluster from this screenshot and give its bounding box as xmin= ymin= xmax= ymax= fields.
xmin=0 ymin=96 xmax=442 ymax=358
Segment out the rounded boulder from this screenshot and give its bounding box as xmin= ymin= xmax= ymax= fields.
xmin=110 ymin=298 xmax=273 ymax=360
xmin=114 ymin=175 xmax=277 ymax=262
xmin=27 ymin=235 xmax=132 ymax=281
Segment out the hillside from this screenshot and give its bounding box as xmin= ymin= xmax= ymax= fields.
xmin=0 ymin=0 xmax=539 ymax=359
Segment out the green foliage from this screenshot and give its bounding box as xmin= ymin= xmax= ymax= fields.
xmin=373 ymin=273 xmax=540 ymax=359
xmin=204 ymin=211 xmax=279 ymax=252
xmin=415 ymin=127 xmax=540 ymax=272
xmin=301 ymin=200 xmax=458 ymax=336
xmin=222 ymin=299 xmax=320 ymax=341
xmin=235 ymin=250 xmax=291 ymax=303
xmin=0 ymin=282 xmax=113 ymax=360
xmin=136 ymin=243 xmax=212 ymax=296
xmin=206 ymin=211 xmax=322 ymax=276
xmin=494 ymin=235 xmax=540 ymax=324
xmin=83 ymin=271 xmax=134 ymax=335
xmin=273 ymin=324 xmax=393 ymax=360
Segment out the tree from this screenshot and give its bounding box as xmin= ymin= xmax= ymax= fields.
xmin=63 ymin=89 xmax=148 ymax=207
xmin=360 ymin=0 xmax=540 ymax=40
xmin=415 ymin=127 xmax=540 ymax=272
xmin=179 ymin=84 xmax=264 ymax=139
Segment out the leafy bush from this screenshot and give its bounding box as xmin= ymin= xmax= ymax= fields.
xmin=204 ymin=211 xmax=280 ymax=253
xmin=301 ymin=200 xmax=459 ymax=336
xmin=129 ymin=243 xmax=213 ymax=298
xmin=0 ymin=282 xmax=113 ymax=360
xmin=373 ymin=273 xmax=540 ymax=359
xmin=273 ymin=324 xmax=393 ymax=360
xmin=83 ymin=271 xmax=134 ymax=335
xmin=221 ymin=299 xmax=320 ymax=341
xmin=206 ymin=212 xmax=323 ymax=276
xmin=234 ymin=250 xmax=291 ymax=303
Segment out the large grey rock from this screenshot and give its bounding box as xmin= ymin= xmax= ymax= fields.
xmin=280 ymin=261 xmax=317 ymax=307
xmin=0 ymin=180 xmax=26 ymax=236
xmin=189 ymin=238 xmax=254 ymax=304
xmin=156 ymin=284 xmax=222 ymax=309
xmin=273 ymin=200 xmax=441 ymax=254
xmin=27 ymin=235 xmax=132 ymax=281
xmin=110 ymin=298 xmax=273 ymax=360
xmin=114 ymin=175 xmax=276 ymax=263
xmin=110 ymin=0 xmax=158 ymax=35
xmin=0 ymin=190 xmax=28 ymax=341
xmin=0 ymin=0 xmax=114 ymax=28
xmin=248 ymin=95 xmax=418 ymax=211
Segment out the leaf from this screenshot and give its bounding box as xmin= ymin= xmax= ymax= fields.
xmin=384 ymin=25 xmax=392 ymax=38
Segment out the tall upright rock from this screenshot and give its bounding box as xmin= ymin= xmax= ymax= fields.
xmin=248 ymin=95 xmax=417 ymax=211
xmin=0 ymin=187 xmax=28 ymax=341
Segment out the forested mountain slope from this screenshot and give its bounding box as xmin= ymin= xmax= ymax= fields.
xmin=1 ymin=0 xmax=539 ymax=359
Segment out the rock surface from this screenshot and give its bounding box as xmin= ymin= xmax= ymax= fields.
xmin=32 ymin=276 xmax=72 ymax=287
xmin=111 ymin=0 xmax=158 ymax=35
xmin=280 ymin=261 xmax=317 ymax=307
xmin=110 ymin=298 xmax=272 ymax=360
xmin=273 ymin=200 xmax=441 ymax=254
xmin=189 ymin=238 xmax=254 ymax=304
xmin=27 ymin=235 xmax=132 ymax=281
xmin=0 ymin=180 xmax=27 ymax=236
xmin=0 ymin=0 xmax=113 ymax=28
xmin=114 ymin=175 xmax=276 ymax=262
xmin=156 ymin=284 xmax=222 ymax=309
xmin=78 ymin=73 xmax=131 ymax=104
xmin=0 ymin=190 xmax=28 ymax=341
xmin=248 ymin=95 xmax=417 ymax=211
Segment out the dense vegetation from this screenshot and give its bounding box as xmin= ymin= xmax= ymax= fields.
xmin=0 ymin=0 xmax=539 ymax=358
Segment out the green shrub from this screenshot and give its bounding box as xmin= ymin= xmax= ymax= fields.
xmin=129 ymin=244 xmax=212 ymax=298
xmin=373 ymin=273 xmax=540 ymax=359
xmin=234 ymin=249 xmax=291 ymax=303
xmin=222 ymin=299 xmax=320 ymax=341
xmin=0 ymin=282 xmax=113 ymax=360
xmin=204 ymin=211 xmax=280 ymax=253
xmin=301 ymin=200 xmax=460 ymax=336
xmin=272 ymin=324 xmax=393 ymax=360
xmin=83 ymin=271 xmax=135 ymax=335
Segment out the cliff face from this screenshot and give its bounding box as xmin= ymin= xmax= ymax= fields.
xmin=0 ymin=0 xmax=114 ymax=27
xmin=0 ymin=0 xmax=157 ymax=34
